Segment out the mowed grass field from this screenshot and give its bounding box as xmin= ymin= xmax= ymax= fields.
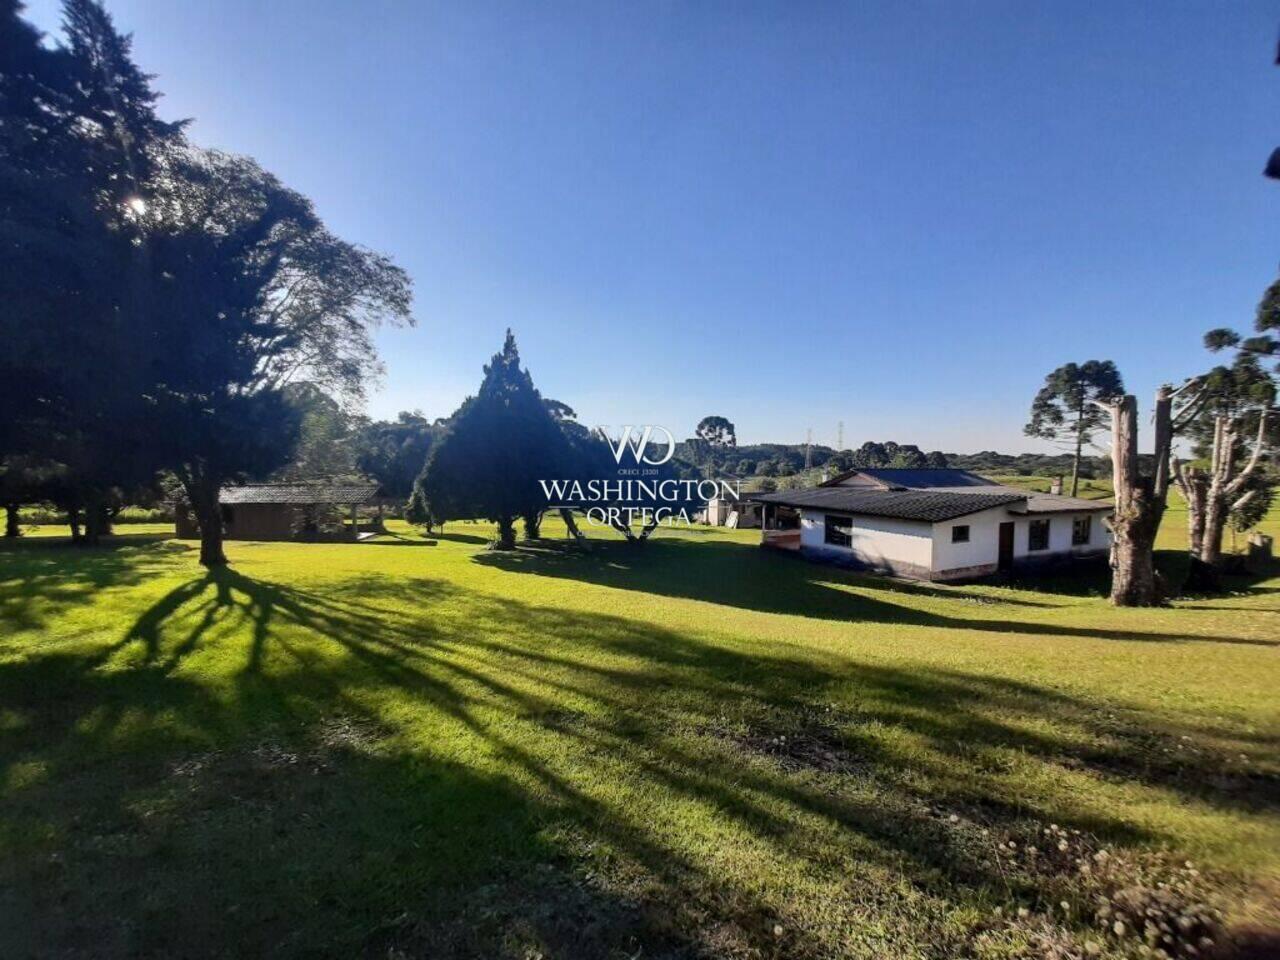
xmin=1 ymin=500 xmax=1277 ymax=958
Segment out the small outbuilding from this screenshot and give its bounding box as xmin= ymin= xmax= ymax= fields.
xmin=703 ymin=491 xmax=762 ymax=528
xmin=751 ymin=468 xmax=1111 ymax=581
xmin=174 ymin=482 xmax=381 ymax=542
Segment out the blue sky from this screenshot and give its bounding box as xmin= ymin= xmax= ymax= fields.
xmin=24 ymin=1 xmax=1280 ymax=452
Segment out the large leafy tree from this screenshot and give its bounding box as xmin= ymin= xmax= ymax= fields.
xmin=356 ymin=411 xmax=439 ymax=502
xmin=1024 ymin=361 xmax=1125 ymax=497
xmin=141 ymin=148 xmax=411 ymax=566
xmin=418 ymin=332 xmax=569 ymax=548
xmin=273 ymin=383 xmax=367 ymax=481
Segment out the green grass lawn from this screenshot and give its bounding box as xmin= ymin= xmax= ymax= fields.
xmin=1 ymin=510 xmax=1277 ymax=958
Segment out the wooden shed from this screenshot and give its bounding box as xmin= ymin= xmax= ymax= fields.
xmin=174 ymin=482 xmax=380 ymax=542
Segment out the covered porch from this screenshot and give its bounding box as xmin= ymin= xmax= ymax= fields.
xmin=758 ymin=500 xmax=802 ymax=551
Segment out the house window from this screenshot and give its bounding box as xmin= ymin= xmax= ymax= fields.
xmin=824 ymin=514 xmax=853 ymax=548
xmin=1072 ymin=515 xmax=1092 ymax=546
xmin=1028 ymin=518 xmax=1050 ymax=551
xmin=951 ymin=525 xmax=970 ymax=543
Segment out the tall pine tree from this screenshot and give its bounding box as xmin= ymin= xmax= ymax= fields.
xmin=1024 ymin=361 xmax=1125 ymax=497
xmin=418 ymin=332 xmax=569 ymax=548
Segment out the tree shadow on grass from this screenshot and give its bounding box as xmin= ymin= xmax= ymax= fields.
xmin=0 ymin=674 xmax=684 ymax=959
xmin=2 ymin=566 xmax=1276 ymax=958
xmin=475 ymin=538 xmax=1278 ymax=647
xmin=0 ymin=538 xmax=190 ymax=632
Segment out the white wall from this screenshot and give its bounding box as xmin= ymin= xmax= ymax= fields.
xmin=797 ymin=505 xmax=1112 ymax=579
xmin=931 ymin=506 xmax=1112 ymax=575
xmin=800 ymin=510 xmax=933 ymax=572
xmin=1007 ymin=511 xmax=1111 ymax=560
xmin=931 ymin=505 xmax=1009 ymax=573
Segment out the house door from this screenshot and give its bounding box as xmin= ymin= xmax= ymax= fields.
xmin=998 ymin=522 xmax=1015 ymax=572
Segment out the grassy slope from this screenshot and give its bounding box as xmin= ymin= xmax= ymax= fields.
xmin=0 ymin=507 xmax=1277 ymax=959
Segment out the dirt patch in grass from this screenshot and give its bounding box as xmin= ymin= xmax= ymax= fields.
xmin=701 ymin=706 xmax=868 ymax=775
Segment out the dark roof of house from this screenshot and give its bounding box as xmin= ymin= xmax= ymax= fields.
xmin=219 ymin=483 xmax=379 ymax=505
xmin=821 ymin=468 xmax=999 ymax=489
xmin=749 ymin=487 xmax=1026 ymax=523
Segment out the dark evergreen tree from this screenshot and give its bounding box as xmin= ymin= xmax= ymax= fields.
xmin=1 ymin=0 xmax=185 ymax=543
xmin=404 ymin=486 xmax=433 ymax=528
xmin=418 ymin=332 xmax=569 ymax=549
xmin=356 ymin=412 xmax=439 ymax=501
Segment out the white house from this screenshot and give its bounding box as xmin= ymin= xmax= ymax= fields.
xmin=751 ymin=468 xmax=1111 ymax=581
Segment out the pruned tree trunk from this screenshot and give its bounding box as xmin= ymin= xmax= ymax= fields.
xmin=1176 ymin=467 xmax=1208 ymax=558
xmin=495 ymin=514 xmax=517 ymax=550
xmin=1201 ymin=494 xmax=1227 ymax=568
xmin=1102 ymin=389 xmax=1175 ymax=607
xmin=67 ymin=505 xmax=83 ymax=543
xmin=1173 ymin=464 xmax=1220 ymax=593
xmin=4 ymin=503 xmax=19 ymax=539
xmin=1111 ymin=530 xmax=1160 ymax=606
xmin=1176 ymin=409 xmax=1269 ymax=590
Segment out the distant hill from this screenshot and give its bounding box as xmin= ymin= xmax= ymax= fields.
xmin=945 ymin=450 xmax=1110 ymax=479
xmin=673 ymin=438 xmax=1109 ymax=489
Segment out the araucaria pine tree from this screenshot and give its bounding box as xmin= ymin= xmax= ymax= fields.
xmin=1024 ymin=361 xmax=1124 ymax=497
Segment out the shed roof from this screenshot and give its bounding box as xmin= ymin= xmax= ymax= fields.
xmin=750 ymin=487 xmax=1026 ymax=523
xmin=219 ymin=483 xmax=379 ymax=505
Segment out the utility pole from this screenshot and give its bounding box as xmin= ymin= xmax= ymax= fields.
xmin=837 ymin=420 xmax=844 ymax=451
xmin=804 ymin=428 xmax=813 ymax=471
